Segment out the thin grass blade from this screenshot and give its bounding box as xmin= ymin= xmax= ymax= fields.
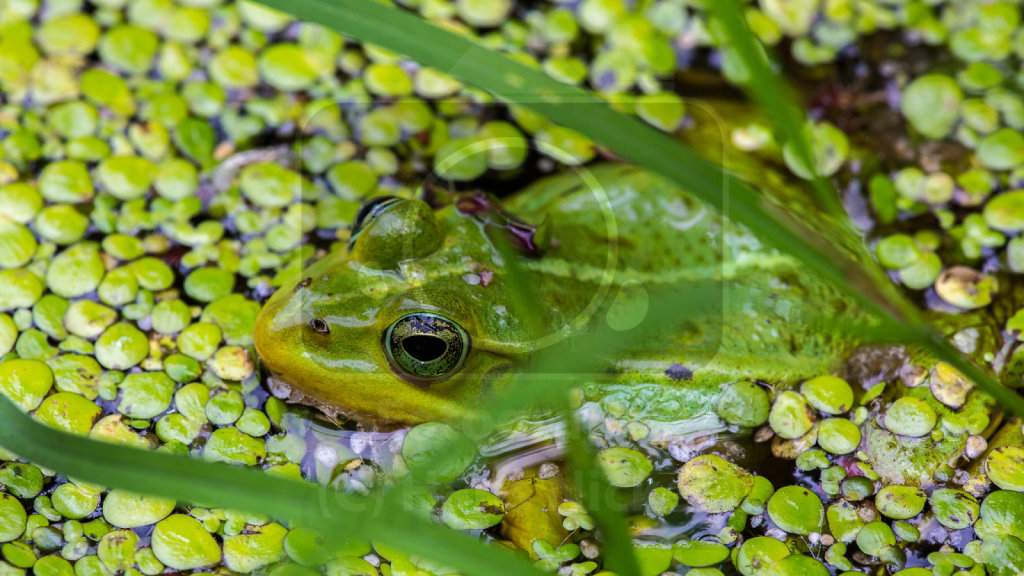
xmin=565 ymin=415 xmax=642 ymax=576
xmin=0 ymin=396 xmax=548 ymax=576
xmin=251 ymin=0 xmax=894 ymax=320
xmin=246 ymin=0 xmax=1024 ymax=417
xmin=704 ymin=0 xmax=840 ymax=216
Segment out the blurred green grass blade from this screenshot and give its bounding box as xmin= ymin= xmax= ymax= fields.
xmin=699 ymin=0 xmax=1024 ymax=416
xmin=704 ymin=0 xmax=840 ymax=216
xmin=918 ymin=329 xmax=1024 ymax=417
xmin=489 ymin=210 xmax=640 ymax=575
xmin=252 ymin=0 xmax=885 ymax=316
xmin=474 ymin=282 xmax=728 ymax=427
xmin=0 ymin=396 xmax=548 ymax=576
xmin=296 ymin=0 xmax=1021 ymax=416
xmin=492 ymin=232 xmax=545 ymax=341
xmin=264 ymin=3 xmax=1021 ymax=422
xmin=564 ymin=416 xmax=642 ymax=576
xmin=0 ymin=396 xmax=324 ymax=522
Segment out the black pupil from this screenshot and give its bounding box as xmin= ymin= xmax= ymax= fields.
xmin=402 ymin=335 xmax=447 ymax=363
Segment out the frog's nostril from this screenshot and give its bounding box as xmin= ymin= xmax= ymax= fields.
xmin=309 ymin=318 xmax=330 ymax=334
xmin=402 ymin=335 xmax=448 ymax=363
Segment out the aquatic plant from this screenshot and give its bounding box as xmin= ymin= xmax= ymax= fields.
xmin=2 ymin=0 xmax=1024 ymax=575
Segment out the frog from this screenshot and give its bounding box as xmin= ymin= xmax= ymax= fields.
xmin=254 ymin=162 xmax=856 ymax=427
xmin=254 ymin=158 xmax=1019 ymax=560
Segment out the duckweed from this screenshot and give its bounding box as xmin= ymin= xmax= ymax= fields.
xmin=101 ymin=491 xmax=174 ymax=529
xmin=402 ymin=422 xmax=476 ymax=484
xmin=901 ymin=74 xmax=962 ymax=139
xmin=0 ymin=316 xmax=14 ymax=357
xmin=934 ymin=266 xmax=994 ymax=309
xmin=0 ymin=221 xmax=36 ymax=270
xmin=240 ymin=163 xmax=306 ymax=209
xmin=38 ymin=161 xmax=93 ymax=204
xmin=0 ymin=360 xmax=52 ymax=412
xmin=95 ymin=323 xmax=148 ymax=370
xmin=884 ymin=397 xmax=937 ymax=437
xmin=34 ymin=393 xmax=100 ymax=436
xmin=209 ymin=346 xmax=255 ymax=381
xmin=440 ymin=489 xmax=505 ymax=530
xmin=0 ymin=496 xmax=26 ymax=543
xmin=117 ymin=372 xmax=175 ymax=419
xmin=206 ymin=389 xmax=245 ymax=425
xmin=97 ymin=156 xmax=155 ymax=201
xmin=930 ymin=488 xmax=980 ymax=530
xmin=673 ymin=540 xmax=729 ymax=567
xmin=597 ymin=447 xmax=652 ymax=488
xmin=184 ymin=268 xmax=235 ymax=302
xmin=131 ymin=258 xmax=174 ymax=292
xmin=875 ymin=485 xmax=927 ymax=519
xmin=64 ymin=301 xmax=117 ymax=340
xmin=715 ymin=381 xmax=770 ymax=427
xmin=767 ymin=486 xmax=823 ymax=535
xmin=734 ymin=537 xmax=789 ymax=576
xmin=984 ymin=447 xmax=1024 ymax=492
xmin=817 ymin=418 xmax=861 ymax=455
xmin=50 ymin=485 xmax=98 ymax=520
xmin=32 ymin=555 xmax=71 ymax=576
xmin=165 ymin=356 xmax=202 ymax=384
xmin=929 ymin=362 xmax=973 ymax=409
xmin=769 ymin=391 xmax=815 ymax=439
xmin=977 ymin=129 xmax=1024 ymax=171
xmin=984 ymin=190 xmax=1024 ymax=232
xmin=647 ymin=487 xmax=678 ymax=517
xmin=856 ymin=521 xmax=896 ymax=557
xmin=801 ymin=375 xmax=854 ymax=414
xmin=223 ymin=522 xmax=287 ymax=573
xmin=177 ymin=323 xmax=222 ymax=361
xmin=0 ymin=464 xmax=43 ymax=499
xmin=677 ymin=455 xmax=753 ymax=514
xmin=976 ymin=490 xmax=1024 ymax=541
xmin=151 ymin=300 xmax=191 ymax=334
xmin=236 ymin=408 xmax=270 ymax=437
xmin=151 ymin=515 xmax=220 ymax=570
xmin=204 ymin=427 xmax=266 ymax=466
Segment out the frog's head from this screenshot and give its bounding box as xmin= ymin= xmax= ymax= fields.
xmin=255 ymin=195 xmax=542 ymax=425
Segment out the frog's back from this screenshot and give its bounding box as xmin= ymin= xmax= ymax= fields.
xmin=504 ymin=164 xmax=855 ymax=408
xmin=505 ymin=164 xmax=724 ymax=276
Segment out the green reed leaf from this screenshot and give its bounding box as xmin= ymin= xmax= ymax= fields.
xmin=565 ymin=416 xmax=642 ymax=576
xmin=252 ymin=0 xmax=888 ymax=313
xmin=0 ymin=396 xmax=547 ymax=576
xmin=250 ymin=0 xmax=1024 ymax=422
xmin=704 ymin=0 xmax=840 ymax=216
xmin=243 ymin=0 xmax=1024 ymax=417
xmin=702 ymin=0 xmax=1024 ymax=417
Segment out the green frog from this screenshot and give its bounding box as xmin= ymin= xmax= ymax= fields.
xmin=254 ymin=163 xmax=854 ymax=426
xmin=254 ymin=160 xmax=1012 ymax=558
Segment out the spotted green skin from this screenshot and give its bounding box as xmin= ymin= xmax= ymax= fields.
xmin=255 ymin=164 xmax=853 ymax=425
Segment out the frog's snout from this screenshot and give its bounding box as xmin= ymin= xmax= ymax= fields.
xmin=254 ymin=282 xmax=307 ymax=378
xmin=256 ymin=281 xmax=304 ymax=336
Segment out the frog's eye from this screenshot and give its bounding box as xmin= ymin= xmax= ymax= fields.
xmin=350 ymin=196 xmax=402 ymax=247
xmin=383 ymin=313 xmax=470 ymax=380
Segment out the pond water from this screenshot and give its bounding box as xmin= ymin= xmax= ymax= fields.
xmin=1 ymin=0 xmax=1024 ymax=575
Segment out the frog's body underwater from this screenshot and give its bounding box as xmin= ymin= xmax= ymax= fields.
xmin=254 ymin=163 xmax=854 ymax=426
